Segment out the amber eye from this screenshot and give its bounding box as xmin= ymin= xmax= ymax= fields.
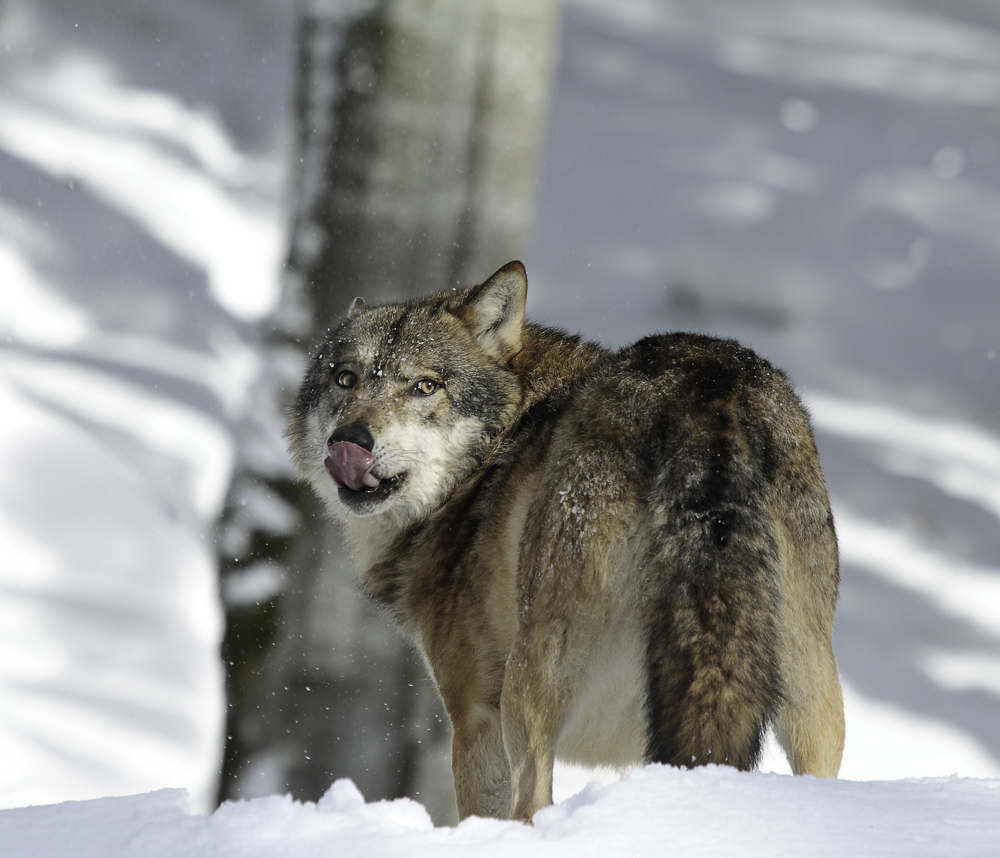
xmin=336 ymin=370 xmax=357 ymax=389
xmin=412 ymin=378 xmax=439 ymax=396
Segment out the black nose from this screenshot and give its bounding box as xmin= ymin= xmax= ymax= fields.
xmin=328 ymin=424 xmax=375 ymax=451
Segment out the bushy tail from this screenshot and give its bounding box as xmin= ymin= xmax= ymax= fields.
xmin=642 ymin=417 xmax=783 ymax=770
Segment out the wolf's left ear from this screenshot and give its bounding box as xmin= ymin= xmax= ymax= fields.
xmin=458 ymin=261 xmax=527 ymax=360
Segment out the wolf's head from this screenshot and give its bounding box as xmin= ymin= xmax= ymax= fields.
xmin=289 ymin=261 xmax=527 ymax=530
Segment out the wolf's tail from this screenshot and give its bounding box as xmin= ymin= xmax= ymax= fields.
xmin=641 ymin=407 xmax=784 ymax=770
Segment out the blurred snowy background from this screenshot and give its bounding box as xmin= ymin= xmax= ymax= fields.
xmin=2 ymin=0 xmax=1000 ymax=820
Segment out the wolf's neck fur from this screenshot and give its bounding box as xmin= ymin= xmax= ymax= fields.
xmin=511 ymin=323 xmax=608 ymax=412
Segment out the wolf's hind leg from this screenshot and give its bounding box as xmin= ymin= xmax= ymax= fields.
xmin=770 ymin=501 xmax=844 ymax=777
xmin=769 ymin=499 xmax=844 ymax=778
xmin=774 ymin=642 xmax=844 ymax=777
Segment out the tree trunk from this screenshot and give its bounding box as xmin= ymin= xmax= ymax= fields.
xmin=219 ymin=0 xmax=558 ymax=824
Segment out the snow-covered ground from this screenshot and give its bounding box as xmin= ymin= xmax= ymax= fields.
xmin=6 ymin=768 xmax=1000 ymax=857
xmin=2 ymin=0 xmax=1000 ymax=851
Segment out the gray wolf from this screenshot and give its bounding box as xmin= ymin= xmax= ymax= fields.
xmin=288 ymin=261 xmax=845 ymax=821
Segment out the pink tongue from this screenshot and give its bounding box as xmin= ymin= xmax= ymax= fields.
xmin=325 ymin=441 xmax=380 ymax=491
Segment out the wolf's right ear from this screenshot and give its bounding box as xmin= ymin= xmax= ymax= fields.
xmin=457 ymin=261 xmax=527 ymax=360
xmin=349 ymin=297 xmax=368 ymax=316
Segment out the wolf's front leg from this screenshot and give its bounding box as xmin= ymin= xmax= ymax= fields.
xmin=450 ymin=704 xmax=511 ymax=819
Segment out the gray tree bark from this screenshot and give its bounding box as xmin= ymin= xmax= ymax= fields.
xmin=219 ymin=0 xmax=558 ymax=824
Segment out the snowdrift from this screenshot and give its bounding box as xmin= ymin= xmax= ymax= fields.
xmin=5 ymin=766 xmax=999 ymax=858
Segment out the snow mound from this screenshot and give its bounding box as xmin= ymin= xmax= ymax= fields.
xmin=4 ymin=766 xmax=999 ymax=858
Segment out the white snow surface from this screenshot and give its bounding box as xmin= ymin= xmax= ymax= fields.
xmin=5 ymin=768 xmax=1000 ymax=858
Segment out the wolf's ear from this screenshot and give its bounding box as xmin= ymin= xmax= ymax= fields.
xmin=457 ymin=261 xmax=527 ymax=360
xmin=349 ymin=297 xmax=368 ymax=316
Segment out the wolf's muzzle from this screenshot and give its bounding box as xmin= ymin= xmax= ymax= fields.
xmin=328 ymin=424 xmax=375 ymax=451
xmin=326 ymin=424 xmax=380 ymax=492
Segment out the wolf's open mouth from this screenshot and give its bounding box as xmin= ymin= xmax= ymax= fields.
xmin=337 ymin=472 xmax=406 ymax=509
xmin=325 ymin=439 xmax=405 ymax=509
